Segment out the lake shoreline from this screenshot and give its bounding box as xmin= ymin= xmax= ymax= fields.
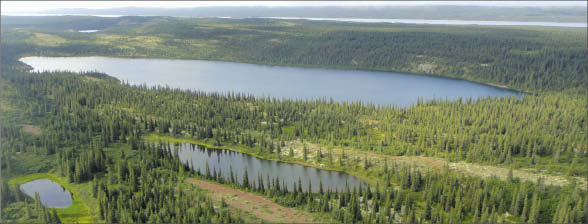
xmin=19 ymin=54 xmax=526 ymax=92
xmin=145 ymin=134 xmax=379 ymax=188
xmin=19 ymin=55 xmax=525 ymax=106
xmin=8 ymin=173 xmax=95 ymax=223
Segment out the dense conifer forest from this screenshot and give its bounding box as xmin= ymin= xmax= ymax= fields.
xmin=2 ymin=16 xmax=586 ymax=92
xmin=1 ymin=16 xmax=586 ymax=223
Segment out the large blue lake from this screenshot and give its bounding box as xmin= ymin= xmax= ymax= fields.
xmin=20 ymin=56 xmax=519 ymax=107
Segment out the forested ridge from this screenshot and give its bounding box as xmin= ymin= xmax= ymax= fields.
xmin=40 ymin=6 xmax=588 ymax=22
xmin=1 ymin=16 xmax=587 ymax=223
xmin=2 ymin=16 xmax=586 ymax=92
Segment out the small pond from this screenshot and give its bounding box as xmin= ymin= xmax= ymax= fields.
xmin=20 ymin=179 xmax=73 ymax=208
xmin=172 ymin=143 xmax=366 ymax=192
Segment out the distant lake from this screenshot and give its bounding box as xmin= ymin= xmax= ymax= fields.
xmin=78 ymin=30 xmax=99 ymax=33
xmin=20 ymin=179 xmax=73 ymax=208
xmin=3 ymin=13 xmax=585 ymax=27
xmin=20 ymin=56 xmax=519 ymax=107
xmin=264 ymin=17 xmax=588 ymax=28
xmin=172 ymin=143 xmax=365 ymax=192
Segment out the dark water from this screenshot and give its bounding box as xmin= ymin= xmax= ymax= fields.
xmin=172 ymin=143 xmax=365 ymax=192
xmin=20 ymin=56 xmax=519 ymax=107
xmin=20 ymin=179 xmax=73 ymax=208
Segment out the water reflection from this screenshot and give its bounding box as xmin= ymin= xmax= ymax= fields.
xmin=19 ymin=56 xmax=520 ymax=107
xmin=171 ymin=143 xmax=365 ymax=192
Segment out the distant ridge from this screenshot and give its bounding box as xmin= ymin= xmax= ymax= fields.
xmin=38 ymin=6 xmax=587 ymax=22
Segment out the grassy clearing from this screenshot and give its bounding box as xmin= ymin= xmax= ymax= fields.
xmin=21 ymin=124 xmax=42 ymax=135
xmin=9 ymin=173 xmax=97 ymax=223
xmin=26 ymin=33 xmax=67 ymax=46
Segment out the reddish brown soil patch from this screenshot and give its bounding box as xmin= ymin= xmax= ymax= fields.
xmin=84 ymin=76 xmax=101 ymax=82
xmin=22 ymin=125 xmax=41 ymax=135
xmin=187 ymin=178 xmax=315 ymax=223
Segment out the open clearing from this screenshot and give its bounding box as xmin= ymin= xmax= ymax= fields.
xmin=84 ymin=76 xmax=101 ymax=82
xmin=284 ymin=140 xmax=587 ymax=189
xmin=22 ymin=124 xmax=42 ymax=135
xmin=187 ymin=178 xmax=315 ymax=223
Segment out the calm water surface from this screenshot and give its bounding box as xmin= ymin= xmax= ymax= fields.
xmin=20 ymin=56 xmax=519 ymax=107
xmin=172 ymin=143 xmax=365 ymax=192
xmin=78 ymin=30 xmax=99 ymax=33
xmin=20 ymin=179 xmax=73 ymax=208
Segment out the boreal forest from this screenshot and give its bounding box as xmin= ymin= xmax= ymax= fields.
xmin=0 ymin=13 xmax=586 ymax=224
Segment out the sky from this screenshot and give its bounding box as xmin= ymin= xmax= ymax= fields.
xmin=2 ymin=1 xmax=586 ymax=13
